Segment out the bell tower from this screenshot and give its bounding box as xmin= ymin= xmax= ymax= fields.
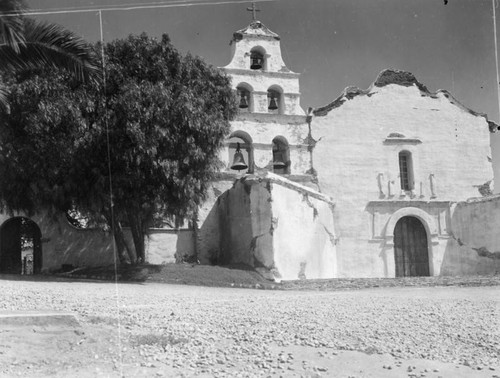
xmin=220 ymin=3 xmax=310 ymax=178
xmin=221 ymin=5 xmax=303 ymax=116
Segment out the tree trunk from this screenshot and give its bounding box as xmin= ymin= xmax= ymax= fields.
xmin=127 ymin=209 xmax=145 ymax=263
xmin=113 ymin=219 xmax=136 ymax=264
xmin=105 ymin=211 xmax=136 ymax=264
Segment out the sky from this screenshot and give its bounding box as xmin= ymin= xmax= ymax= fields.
xmin=26 ymin=0 xmax=500 ymax=123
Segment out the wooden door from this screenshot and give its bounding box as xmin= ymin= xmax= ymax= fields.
xmin=394 ymin=216 xmax=429 ymax=277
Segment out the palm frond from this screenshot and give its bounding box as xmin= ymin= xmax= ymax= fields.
xmin=0 ymin=0 xmax=27 ymax=53
xmin=0 ymin=18 xmax=101 ymax=83
xmin=0 ymin=83 xmax=9 ymax=113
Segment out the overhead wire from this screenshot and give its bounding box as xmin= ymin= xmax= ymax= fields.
xmin=96 ymin=9 xmax=124 ymax=376
xmin=1 ymin=0 xmax=278 ymax=17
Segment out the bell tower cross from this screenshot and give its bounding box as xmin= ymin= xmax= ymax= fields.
xmin=246 ymin=2 xmax=261 ymax=21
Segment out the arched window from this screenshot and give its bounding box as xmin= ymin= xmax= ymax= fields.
xmin=236 ymin=84 xmax=252 ymax=113
xmin=228 ymin=131 xmax=253 ymax=174
xmin=272 ymin=136 xmax=290 ymax=174
xmin=399 ymin=151 xmax=414 ymax=191
xmin=267 ymin=86 xmax=283 ymax=114
xmin=250 ymin=47 xmax=265 ymax=70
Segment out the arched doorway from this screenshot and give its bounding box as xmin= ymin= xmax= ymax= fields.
xmin=394 ymin=216 xmax=429 ymax=277
xmin=0 ymin=218 xmax=42 ymax=274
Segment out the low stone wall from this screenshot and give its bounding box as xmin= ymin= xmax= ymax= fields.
xmin=0 ymin=211 xmax=196 ymax=273
xmin=143 ymin=229 xmax=195 ymax=265
xmin=0 ymin=212 xmax=115 ymax=273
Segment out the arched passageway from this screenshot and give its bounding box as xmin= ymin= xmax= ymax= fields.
xmin=394 ymin=216 xmax=429 ymax=277
xmin=0 ymin=218 xmax=42 ymax=274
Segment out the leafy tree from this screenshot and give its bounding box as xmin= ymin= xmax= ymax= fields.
xmin=86 ymin=34 xmax=237 ymax=262
xmin=0 ymin=33 xmax=237 ymax=263
xmin=0 ymin=0 xmax=100 ymax=110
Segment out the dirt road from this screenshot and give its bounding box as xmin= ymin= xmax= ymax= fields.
xmin=0 ymin=278 xmax=499 ymax=377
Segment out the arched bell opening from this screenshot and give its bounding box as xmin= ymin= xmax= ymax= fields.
xmin=236 ymin=84 xmax=253 ymax=113
xmin=249 ymin=46 xmax=266 ymax=70
xmin=267 ymin=86 xmax=283 ymax=114
xmin=228 ymin=131 xmax=253 ymax=174
xmin=272 ymin=136 xmax=290 ymax=174
xmin=394 ymin=216 xmax=430 ymax=277
xmin=0 ymin=217 xmax=42 ymax=275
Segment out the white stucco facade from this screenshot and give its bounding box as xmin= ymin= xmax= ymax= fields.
xmin=198 ymin=21 xmax=500 ymax=280
xmin=311 ymin=71 xmax=496 ymax=277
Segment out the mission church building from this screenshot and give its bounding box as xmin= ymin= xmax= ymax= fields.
xmin=1 ymin=8 xmax=500 ymax=279
xmin=194 ymin=10 xmax=500 ymax=280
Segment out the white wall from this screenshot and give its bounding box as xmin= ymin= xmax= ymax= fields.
xmin=271 ymin=182 xmax=336 ymax=280
xmin=312 ymin=76 xmax=493 ymax=277
xmin=0 ymin=211 xmax=115 ymax=272
xmin=444 ymin=196 xmax=500 ymax=275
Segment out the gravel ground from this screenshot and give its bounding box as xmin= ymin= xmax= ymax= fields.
xmin=0 ymin=278 xmax=499 ymax=377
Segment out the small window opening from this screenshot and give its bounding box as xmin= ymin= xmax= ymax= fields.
xmin=399 ymin=151 xmax=414 ymax=191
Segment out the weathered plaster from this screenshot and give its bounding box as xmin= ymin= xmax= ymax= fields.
xmin=142 ymin=229 xmax=195 ymax=265
xmin=213 ymin=172 xmax=336 ymax=281
xmin=442 ymin=196 xmax=500 ymax=275
xmin=490 ymin=131 xmax=500 ymax=193
xmin=271 ymin=182 xmax=336 ymax=280
xmin=196 ymin=180 xmax=235 ymax=264
xmin=0 ymin=211 xmax=115 ymax=272
xmin=312 ymin=69 xmax=493 ymax=277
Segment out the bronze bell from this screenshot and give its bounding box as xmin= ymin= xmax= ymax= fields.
xmin=273 ymin=149 xmax=286 ymax=169
xmin=268 ymin=96 xmax=278 ymax=110
xmin=250 ymin=56 xmax=263 ymax=69
xmin=273 ymin=159 xmax=286 ymax=169
xmin=239 ymin=93 xmax=248 ymax=109
xmin=230 ymin=143 xmax=248 ymax=171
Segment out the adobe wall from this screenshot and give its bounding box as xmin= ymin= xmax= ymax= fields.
xmin=142 ymin=229 xmax=195 ymax=265
xmin=270 ymin=181 xmax=336 ymax=280
xmin=0 ymin=209 xmax=198 ymax=272
xmin=328 ymin=197 xmax=500 ymax=278
xmin=443 ymin=196 xmax=500 ymax=275
xmin=312 ymin=78 xmax=493 ymax=278
xmin=0 ymin=211 xmax=115 ymax=272
xmin=218 ymin=179 xmax=255 ymax=266
xmin=216 ymin=173 xmax=336 ymax=280
xmin=491 ymin=131 xmax=500 ymax=193
xmin=197 ymin=179 xmax=236 ymax=264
